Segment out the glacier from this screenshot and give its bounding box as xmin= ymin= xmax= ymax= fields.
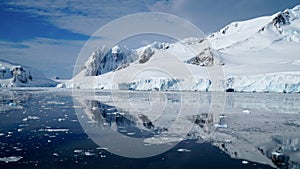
xmin=59 ymin=5 xmax=300 ymax=93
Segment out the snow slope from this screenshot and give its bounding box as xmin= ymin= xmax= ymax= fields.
xmin=0 ymin=59 xmax=57 ymax=87
xmin=62 ymin=5 xmax=300 ymax=93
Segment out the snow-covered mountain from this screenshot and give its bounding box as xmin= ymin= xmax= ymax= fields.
xmin=80 ymin=42 xmax=170 ymax=77
xmin=0 ymin=59 xmax=57 ymax=87
xmin=62 ymin=5 xmax=300 ymax=93
xmin=209 ymin=5 xmax=300 ymax=50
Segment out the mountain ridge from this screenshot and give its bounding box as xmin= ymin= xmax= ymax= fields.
xmin=0 ymin=59 xmax=57 ymax=87
xmin=61 ymin=5 xmax=300 ymax=92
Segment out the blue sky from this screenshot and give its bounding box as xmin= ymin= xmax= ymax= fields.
xmin=0 ymin=0 xmax=299 ymax=78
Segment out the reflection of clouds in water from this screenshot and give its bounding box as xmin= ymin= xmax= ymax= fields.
xmin=74 ymin=91 xmax=217 ymax=158
xmin=76 ymin=92 xmax=217 ymax=140
xmin=74 ymin=91 xmax=300 ymax=168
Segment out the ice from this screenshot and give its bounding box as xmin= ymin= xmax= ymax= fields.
xmin=0 ymin=59 xmax=57 ymax=87
xmin=242 ymin=160 xmax=249 ymax=164
xmin=74 ymin=150 xmax=83 ymax=153
xmin=57 ymin=118 xmax=65 ymax=122
xmin=23 ymin=116 xmax=40 ymax=121
xmin=73 ymin=149 xmax=96 ymax=156
xmin=96 ymin=147 xmax=108 ymax=150
xmin=242 ymin=109 xmax=251 ymax=114
xmin=214 ymin=124 xmax=228 ymax=128
xmin=8 ymin=103 xmax=17 ymax=106
xmin=58 ymin=5 xmax=300 ymax=93
xmin=46 ymin=101 xmax=65 ymax=105
xmin=177 ymin=148 xmax=191 ymax=152
xmin=0 ymin=156 xmax=23 ymax=163
xmin=53 ymin=153 xmax=59 ymax=157
xmin=38 ymin=129 xmax=69 ymax=132
xmin=84 ymin=152 xmax=95 ymax=156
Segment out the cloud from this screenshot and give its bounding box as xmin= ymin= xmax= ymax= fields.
xmin=148 ymin=0 xmax=300 ymax=34
xmin=0 ymin=0 xmax=161 ymax=78
xmin=4 ymin=0 xmax=158 ymax=36
xmin=0 ymin=38 xmax=85 ymax=78
xmin=2 ymin=0 xmax=300 ymax=79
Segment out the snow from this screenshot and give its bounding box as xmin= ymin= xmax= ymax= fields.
xmin=58 ymin=5 xmax=300 ymax=93
xmin=0 ymin=59 xmax=57 ymax=87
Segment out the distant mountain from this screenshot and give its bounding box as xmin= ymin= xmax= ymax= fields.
xmin=0 ymin=59 xmax=57 ymax=87
xmin=61 ymin=5 xmax=300 ymax=93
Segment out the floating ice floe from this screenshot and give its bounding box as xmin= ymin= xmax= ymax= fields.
xmin=53 ymin=153 xmax=59 ymax=157
xmin=242 ymin=109 xmax=251 ymax=114
xmin=38 ymin=128 xmax=69 ymax=132
xmin=177 ymin=148 xmax=191 ymax=152
xmin=57 ymin=118 xmax=65 ymax=122
xmin=22 ymin=116 xmax=40 ymax=121
xmin=8 ymin=103 xmax=17 ymax=106
xmin=214 ymin=124 xmax=228 ymax=128
xmin=0 ymin=156 xmax=23 ymax=163
xmin=96 ymin=147 xmax=108 ymax=150
xmin=127 ymin=132 xmax=135 ymax=135
xmin=84 ymin=152 xmax=95 ymax=156
xmin=242 ymin=160 xmax=249 ymax=164
xmin=74 ymin=150 xmax=83 ymax=153
xmin=46 ymin=101 xmax=65 ymax=105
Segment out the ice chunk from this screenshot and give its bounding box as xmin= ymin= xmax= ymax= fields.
xmin=242 ymin=160 xmax=249 ymax=164
xmin=0 ymin=156 xmax=23 ymax=163
xmin=8 ymin=103 xmax=17 ymax=106
xmin=39 ymin=128 xmax=69 ymax=132
xmin=53 ymin=153 xmax=59 ymax=156
xmin=23 ymin=116 xmax=40 ymax=121
xmin=214 ymin=124 xmax=228 ymax=128
xmin=74 ymin=150 xmax=83 ymax=153
xmin=84 ymin=152 xmax=95 ymax=156
xmin=96 ymin=147 xmax=108 ymax=150
xmin=177 ymin=148 xmax=191 ymax=152
xmin=242 ymin=109 xmax=251 ymax=114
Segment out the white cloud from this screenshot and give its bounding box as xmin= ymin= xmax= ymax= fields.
xmin=3 ymin=0 xmax=299 ymax=78
xmin=148 ymin=0 xmax=300 ymax=34
xmin=5 ymin=0 xmax=158 ymax=36
xmin=0 ymin=38 xmax=85 ymax=78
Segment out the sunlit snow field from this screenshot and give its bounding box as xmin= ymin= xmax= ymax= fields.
xmin=0 ymin=88 xmax=299 ymax=169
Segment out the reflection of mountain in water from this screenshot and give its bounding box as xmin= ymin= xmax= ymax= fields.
xmin=0 ymin=90 xmax=32 ymax=111
xmin=87 ymin=100 xmax=169 ymax=138
xmin=75 ymin=92 xmax=300 ymax=168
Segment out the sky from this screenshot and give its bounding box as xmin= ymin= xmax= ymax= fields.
xmin=0 ymin=0 xmax=299 ymax=78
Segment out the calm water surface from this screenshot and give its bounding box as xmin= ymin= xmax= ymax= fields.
xmin=0 ymin=88 xmax=299 ymax=169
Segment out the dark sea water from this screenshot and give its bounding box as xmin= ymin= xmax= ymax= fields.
xmin=0 ymin=89 xmax=299 ymax=169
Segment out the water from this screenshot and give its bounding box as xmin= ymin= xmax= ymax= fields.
xmin=0 ymin=88 xmax=299 ymax=169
